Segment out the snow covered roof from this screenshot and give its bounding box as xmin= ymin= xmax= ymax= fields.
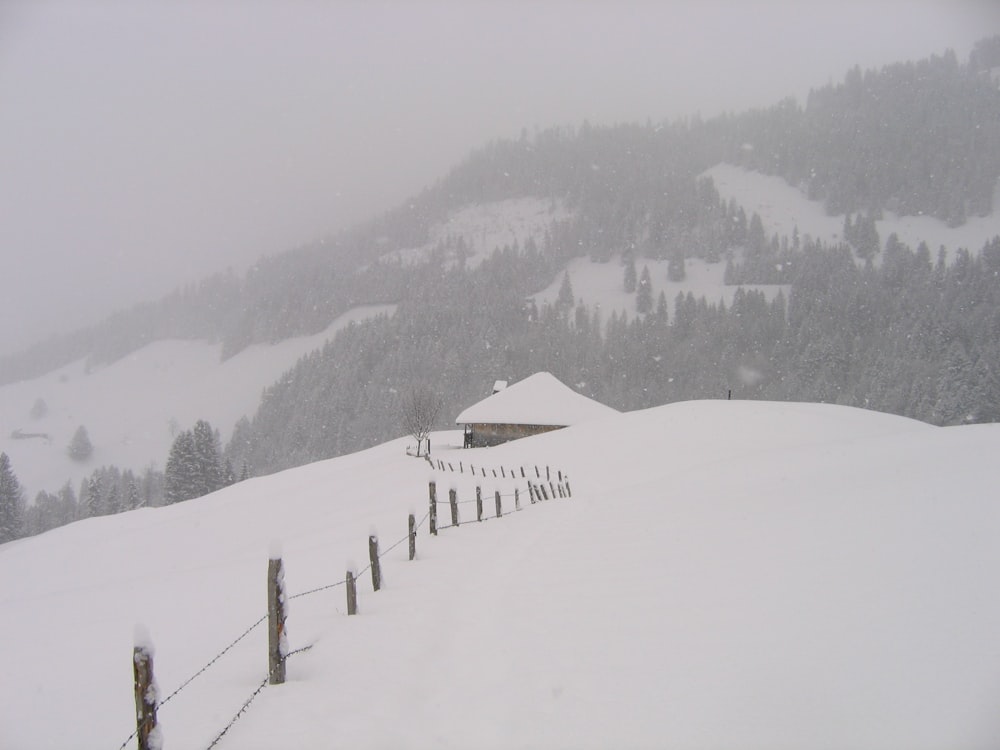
xmin=455 ymin=372 xmax=619 ymax=427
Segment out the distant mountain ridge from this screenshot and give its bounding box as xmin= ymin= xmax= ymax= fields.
xmin=3 ymin=39 xmax=1000 ymax=501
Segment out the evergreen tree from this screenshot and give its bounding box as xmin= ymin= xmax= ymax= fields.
xmin=164 ymin=430 xmax=197 ymax=503
xmin=636 ymin=266 xmax=654 ymax=314
xmin=191 ymin=420 xmax=223 ymax=497
xmin=556 ymin=272 xmax=575 ymax=311
xmin=165 ymin=420 xmax=223 ymax=503
xmin=623 ymin=254 xmax=637 ymax=293
xmin=0 ymin=452 xmax=25 ymax=543
xmin=125 ymin=474 xmax=143 ymax=510
xmin=67 ymin=425 xmax=94 ymax=461
xmin=667 ymin=250 xmax=686 ymax=282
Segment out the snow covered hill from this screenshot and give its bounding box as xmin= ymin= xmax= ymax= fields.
xmin=0 ymin=304 xmax=395 ymax=497
xmin=704 ymin=163 xmax=1000 ymax=260
xmin=3 ymin=399 xmax=999 ymax=749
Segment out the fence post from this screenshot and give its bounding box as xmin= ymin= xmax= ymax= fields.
xmin=132 ymin=629 xmax=159 ymax=750
xmin=495 ymin=490 xmax=502 ymax=518
xmin=535 ymin=466 xmax=540 ymax=478
xmin=566 ymin=480 xmax=572 ymax=497
xmin=550 ymin=482 xmax=557 ymax=499
xmin=501 ymin=466 xmax=506 ymax=478
xmin=408 ymin=514 xmax=416 ymax=561
xmin=521 ymin=467 xmax=526 ymax=478
xmin=539 ymin=483 xmax=549 ymax=501
xmin=346 ymin=570 xmax=358 ymax=615
xmin=546 ymin=466 xmax=551 ymax=481
xmin=558 ymin=470 xmax=563 ymax=482
xmin=267 ymin=556 xmax=287 ymax=685
xmin=429 ymin=481 xmax=438 ymax=536
xmin=449 ymin=488 xmax=459 ymax=527
xmin=515 ymin=488 xmax=520 ymax=510
xmin=460 ymin=462 xmax=463 ymax=474
xmin=528 ymin=484 xmax=536 ymax=504
xmin=369 ymin=536 xmax=381 ymax=592
xmin=476 ymin=486 xmax=483 ymax=522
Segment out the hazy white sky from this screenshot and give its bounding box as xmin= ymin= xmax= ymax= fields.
xmin=1 ymin=0 xmax=997 ymax=356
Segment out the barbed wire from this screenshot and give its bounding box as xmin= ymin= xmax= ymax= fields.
xmin=116 ymin=475 xmax=565 ymax=749
xmin=204 ymin=643 xmax=314 ymax=750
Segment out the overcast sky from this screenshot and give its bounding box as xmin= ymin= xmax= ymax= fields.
xmin=1 ymin=0 xmax=997 ymax=357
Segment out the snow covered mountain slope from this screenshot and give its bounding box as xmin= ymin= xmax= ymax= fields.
xmin=530 ymin=254 xmax=788 ymax=319
xmin=2 ymin=399 xmax=999 ymax=749
xmin=0 ymin=304 xmax=395 ymax=496
xmin=705 ymin=162 xmax=1000 ymax=259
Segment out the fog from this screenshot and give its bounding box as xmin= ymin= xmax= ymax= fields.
xmin=1 ymin=0 xmax=996 ymax=357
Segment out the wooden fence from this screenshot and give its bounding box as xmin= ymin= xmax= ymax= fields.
xmin=122 ymin=462 xmax=571 ymax=750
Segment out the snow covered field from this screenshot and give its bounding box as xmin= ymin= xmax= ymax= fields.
xmin=381 ymin=196 xmax=572 ymax=269
xmin=2 ymin=399 xmax=999 ymax=749
xmin=531 ymin=254 xmax=787 ymax=319
xmin=704 ymin=163 xmax=1000 ymax=260
xmin=0 ymin=304 xmax=395 ymax=497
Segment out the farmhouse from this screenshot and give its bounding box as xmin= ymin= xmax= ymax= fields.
xmin=456 ymin=372 xmax=619 ymax=448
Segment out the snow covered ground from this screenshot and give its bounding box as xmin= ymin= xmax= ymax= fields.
xmin=531 ymin=254 xmax=788 ymax=319
xmin=704 ymin=163 xmax=1000 ymax=260
xmin=381 ymin=197 xmax=572 ymax=269
xmin=3 ymin=399 xmax=999 ymax=749
xmin=0 ymin=304 xmax=395 ymax=497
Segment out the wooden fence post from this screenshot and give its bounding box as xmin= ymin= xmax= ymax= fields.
xmin=501 ymin=466 xmax=506 ymax=478
xmin=460 ymin=462 xmax=463 ymax=474
xmin=449 ymin=488 xmax=459 ymax=527
xmin=546 ymin=466 xmax=551 ymax=481
xmin=520 ymin=467 xmax=526 ymax=478
xmin=267 ymin=556 xmax=287 ymax=685
xmin=535 ymin=466 xmax=540 ymax=478
xmin=476 ymin=486 xmax=483 ymax=522
xmin=346 ymin=570 xmax=358 ymax=615
xmin=539 ymin=483 xmax=549 ymax=501
xmin=566 ymin=480 xmax=572 ymax=497
xmin=369 ymin=535 xmax=381 ymax=591
xmin=495 ymin=490 xmax=502 ymax=518
xmin=133 ymin=630 xmax=159 ymax=750
xmin=515 ymin=488 xmax=520 ymax=510
xmin=429 ymin=481 xmax=438 ymax=536
xmin=528 ymin=484 xmax=536 ymax=504
xmin=408 ymin=514 xmax=416 ymax=561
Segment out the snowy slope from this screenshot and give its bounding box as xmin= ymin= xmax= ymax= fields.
xmin=0 ymin=304 xmax=395 ymax=497
xmin=531 ymin=254 xmax=788 ymax=319
xmin=381 ymin=197 xmax=572 ymax=269
xmin=3 ymin=400 xmax=1000 ymax=749
xmin=705 ymin=163 xmax=1000 ymax=259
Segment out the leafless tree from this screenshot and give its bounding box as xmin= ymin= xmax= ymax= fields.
xmin=400 ymin=386 xmax=443 ymax=456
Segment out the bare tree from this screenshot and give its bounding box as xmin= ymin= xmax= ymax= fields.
xmin=400 ymin=386 xmax=443 ymax=456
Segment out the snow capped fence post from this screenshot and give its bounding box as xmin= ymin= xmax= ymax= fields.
xmin=369 ymin=535 xmax=382 ymax=591
xmin=428 ymin=482 xmax=438 ymax=536
xmin=267 ymin=551 xmax=288 ymax=685
xmin=132 ymin=626 xmax=160 ymax=750
xmin=449 ymin=488 xmax=459 ymax=527
xmin=515 ymin=488 xmax=520 ymax=510
xmin=476 ymin=486 xmax=483 ymax=522
xmin=408 ymin=513 xmax=416 ymax=561
xmin=495 ymin=490 xmax=502 ymax=518
xmin=528 ymin=484 xmax=536 ymax=504
xmin=346 ymin=570 xmax=358 ymax=615
xmin=565 ymin=479 xmax=572 ymax=497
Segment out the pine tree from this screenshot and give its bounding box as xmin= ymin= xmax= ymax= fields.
xmin=556 ymin=272 xmax=574 ymax=311
xmin=623 ymin=254 xmax=637 ymax=293
xmin=67 ymin=425 xmax=94 ymax=461
xmin=191 ymin=420 xmax=222 ymax=497
xmin=0 ymin=452 xmax=25 ymax=543
xmin=165 ymin=430 xmax=197 ymax=503
xmin=636 ymin=266 xmax=653 ymax=314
